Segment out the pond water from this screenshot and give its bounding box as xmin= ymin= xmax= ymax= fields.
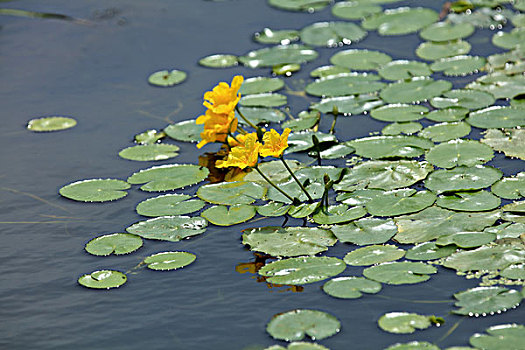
xmin=1 ymin=0 xmax=524 ymax=349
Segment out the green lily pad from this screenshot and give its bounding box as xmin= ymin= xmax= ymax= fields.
xmin=424 ymin=108 xmax=469 ymax=123
xmin=265 ymin=342 xmax=330 ymax=350
xmin=435 ymin=231 xmax=496 ymax=248
xmin=430 ymin=89 xmax=495 ymax=110
xmin=377 ymin=60 xmax=432 ymax=81
xmin=378 ymin=312 xmax=434 ymax=334
xmin=420 ymin=22 xmax=475 ymax=42
xmin=236 ymin=107 xmax=286 ymax=125
xmin=336 ymin=189 xmax=384 ymax=206
xmin=344 ymin=244 xmax=405 ymax=266
xmin=198 ymin=54 xmax=238 ymax=68
xmin=371 ymin=104 xmax=428 ymax=122
xmin=127 ymin=164 xmax=209 ymax=192
xmin=484 ymin=222 xmax=525 ymax=239
xmin=382 ymin=122 xmax=423 ymax=136
xmin=266 ymin=309 xmax=340 ymax=342
xmin=242 ymin=226 xmax=337 ymax=257
xmin=273 ymin=63 xmax=301 ymax=76
xmin=267 ymin=0 xmax=331 ymax=12
xmin=361 ymin=7 xmax=439 ymax=35
xmin=436 ymin=191 xmax=501 ymax=212
xmin=85 ymin=233 xmax=143 ymax=256
xmin=148 ymin=69 xmax=187 ymax=87
xmin=164 ymin=119 xmax=203 ymax=143
xmin=306 ymin=73 xmax=385 ymax=97
xmin=288 ymin=203 xmax=318 ymax=218
xmin=405 ymin=242 xmax=456 ymax=261
xmin=27 ymin=116 xmax=76 ymax=132
xmin=126 ymin=216 xmax=207 ymax=242
xmin=239 ymin=93 xmax=287 ymax=108
xmin=330 ymin=49 xmax=392 ymax=70
xmin=136 ymin=194 xmax=205 ymax=217
xmin=134 ymin=129 xmax=166 ymax=145
xmin=385 ymin=341 xmax=440 ymax=350
xmin=310 ymin=94 xmax=384 ymax=115
xmin=448 ymin=7 xmax=513 ymax=28
xmin=259 ymin=256 xmax=346 ymax=285
xmin=416 ymin=40 xmax=471 ymax=61
xmin=322 ymin=276 xmax=382 ymax=299
xmin=467 ymin=73 xmax=525 ymax=100
xmin=254 ymin=28 xmax=300 ymax=45
xmin=419 ymin=122 xmax=471 ymax=142
xmin=312 ymin=205 xmax=367 ymax=225
xmin=143 ymin=251 xmax=196 ymax=271
xmin=430 ymin=55 xmax=486 ymax=76
xmin=310 ymin=65 xmax=351 ymax=78
xmin=503 ymin=201 xmax=525 ymax=213
xmin=239 ymin=44 xmax=318 ymax=68
xmin=331 ymin=218 xmax=397 ymax=245
xmin=78 ymin=270 xmax=127 ymax=289
xmin=334 ymin=160 xmax=433 ymax=191
xmin=239 ymin=76 xmax=284 ymax=95
xmin=348 ymin=135 xmax=434 ymax=159
xmin=453 ymin=286 xmax=523 ymax=316
xmin=425 ymin=140 xmax=494 ymax=169
xmin=481 ymin=129 xmax=525 ymax=160
xmin=283 ymin=111 xmax=319 ymax=131
xmin=470 ymin=324 xmax=525 ymax=349
xmin=244 ymin=159 xmax=302 ymax=185
xmin=491 ymin=172 xmax=525 ymax=199
xmin=201 ymin=204 xmax=256 ymax=226
xmin=380 ymin=77 xmax=452 ymax=104
xmin=300 ymin=21 xmax=367 ymax=47
xmin=332 ymin=1 xmax=382 ymax=20
xmin=363 ymin=261 xmax=437 ymax=285
xmin=319 ymin=143 xmax=355 ymax=159
xmin=366 ymin=189 xmax=436 ymax=217
xmin=118 ymin=144 xmax=180 ymax=161
xmin=424 ymin=166 xmax=502 ymax=194
xmin=59 ymin=179 xmax=130 ymax=202
xmin=286 ymin=131 xmax=337 ymax=153
xmin=492 ymin=28 xmax=525 ymax=50
xmin=443 ymin=244 xmax=525 ymax=272
xmin=394 ymin=206 xmax=500 ymax=244
xmin=257 ymin=202 xmax=291 ymax=217
xmin=500 ymin=263 xmax=525 ymax=280
xmin=197 ymin=181 xmax=266 ymax=205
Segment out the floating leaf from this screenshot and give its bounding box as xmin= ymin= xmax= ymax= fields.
xmin=405 ymin=242 xmax=456 ymax=261
xmin=425 ymin=108 xmax=469 ymax=123
xmin=344 ymin=244 xmax=405 ymax=266
xmin=377 ymin=60 xmax=432 ymax=81
xmin=59 ymin=179 xmax=130 ymax=202
xmin=322 ymin=276 xmax=382 ymax=299
xmin=419 ymin=122 xmax=471 ymax=142
xmin=470 ymin=324 xmax=525 ymax=350
xmin=267 ymin=0 xmax=331 ymax=12
xmin=468 ymin=73 xmax=525 ymax=100
xmin=265 ymin=342 xmax=330 ymax=350
xmin=236 ymin=107 xmax=286 ymax=125
xmin=443 ymin=244 xmax=525 ymax=272
xmin=363 ymin=261 xmax=437 ymax=285
xmin=385 ymin=341 xmax=439 ymax=350
xmin=453 ymin=286 xmax=523 ymax=316
xmin=435 ymin=231 xmax=496 ymax=248
xmin=332 ymin=1 xmax=382 ymax=20
xmin=286 ymin=131 xmax=337 ymax=153
xmin=481 ymin=129 xmax=525 ymax=160
xmin=436 ymin=191 xmax=501 ymax=212
xmin=197 ymin=181 xmax=266 ymax=205
xmin=288 ymin=203 xmax=318 ymax=218
xmin=491 ymin=172 xmax=525 ymax=200
xmin=201 ymin=204 xmax=256 ymax=226
xmin=312 ymin=205 xmax=367 ymax=225
xmin=310 ymin=94 xmax=383 ymax=115
xmin=144 ymin=251 xmax=196 ymax=271
xmin=430 ymin=55 xmax=486 ymax=76
xmin=136 ymin=194 xmax=205 ymax=217
xmin=164 ymin=119 xmax=203 ymax=143
xmin=310 ymin=65 xmax=351 ymax=78
xmin=239 ymin=93 xmax=287 ymax=108
xmin=78 ymin=270 xmax=127 ymax=289
xmin=319 ymin=143 xmax=355 ymax=159
xmin=126 ymin=216 xmax=207 ymax=242
xmin=380 ymin=77 xmax=452 ymax=104
xmin=244 ymin=159 xmax=302 ymax=185
xmin=254 ymin=28 xmax=300 ymax=45
xmin=430 ymin=89 xmax=495 ymax=110
xmin=382 ymin=122 xmax=423 ymax=136
xmin=420 ymin=22 xmax=475 ymax=42
xmin=361 ymin=7 xmax=439 ymax=35
xmin=239 ymin=76 xmax=284 ymax=95
xmin=424 ymin=166 xmax=502 ymax=194
xmin=266 ymin=309 xmax=340 ymax=342
xmin=503 ymin=201 xmax=525 ymax=213
xmin=85 ymin=233 xmax=142 ymax=256
xmin=118 ymin=144 xmax=180 ymax=161
xmin=425 ymin=140 xmax=494 ymax=169
xmin=242 ymin=226 xmax=337 ymax=257
xmin=148 ymin=69 xmax=187 ymax=87
xmin=239 ymin=44 xmax=318 ymax=68
xmin=306 ymin=73 xmax=385 ymax=97
xmin=331 ymin=218 xmax=397 ymax=245
xmin=330 ymin=49 xmax=391 ymax=70
xmin=378 ymin=312 xmax=434 ymax=334
xmin=134 ymin=129 xmax=166 ymax=145
xmin=365 ymin=189 xmax=436 ymax=217
xmin=348 ymin=135 xmax=433 ymax=159
xmin=500 ymin=264 xmax=525 ymax=280
xmin=27 ymin=116 xmax=76 ymax=132
xmin=198 ymin=54 xmax=238 ymax=68
xmin=299 ymin=21 xmax=367 ymax=47
xmin=273 ymin=63 xmax=301 ymax=76
xmin=492 ymin=28 xmax=525 ymax=50
xmin=283 ymin=111 xmax=319 ymax=131
xmin=371 ymin=104 xmax=428 ymax=122
xmin=127 ymin=164 xmax=209 ymax=192
xmin=257 ymin=202 xmax=290 ymax=217
xmin=448 ymin=7 xmax=512 ymax=28
xmin=416 ymin=40 xmax=471 ymax=61
xmin=259 ymin=256 xmax=346 ymax=285
xmin=336 ymin=189 xmax=384 ymax=206
xmin=484 ymin=222 xmax=525 ymax=239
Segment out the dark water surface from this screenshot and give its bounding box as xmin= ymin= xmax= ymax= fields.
xmin=1 ymin=0 xmax=524 ymax=349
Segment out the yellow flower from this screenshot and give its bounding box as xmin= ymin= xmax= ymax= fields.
xmin=203 ymin=75 xmax=244 ymax=115
xmin=196 ymin=110 xmax=238 ymax=149
xmin=216 ymin=133 xmax=260 ymax=169
xmin=227 ymin=133 xmax=248 ymax=147
xmin=259 ymin=128 xmax=291 ymax=158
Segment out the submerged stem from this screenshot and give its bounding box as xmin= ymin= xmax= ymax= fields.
xmin=280 ymin=157 xmax=313 ymax=203
xmin=235 ymin=106 xmax=259 ymax=130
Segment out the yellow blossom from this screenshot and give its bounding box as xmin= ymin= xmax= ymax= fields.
xmin=196 ymin=110 xmax=238 ymax=149
xmin=259 ymin=128 xmax=291 ymax=158
xmin=203 ymin=75 xmax=244 ymax=115
xmin=216 ymin=133 xmax=260 ymax=169
xmin=227 ymin=133 xmax=248 ymax=147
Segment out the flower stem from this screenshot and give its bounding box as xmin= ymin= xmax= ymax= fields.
xmin=254 ymin=165 xmax=294 ymax=203
xmin=235 ymin=106 xmax=259 ymax=130
xmin=279 ymin=156 xmax=314 ymax=203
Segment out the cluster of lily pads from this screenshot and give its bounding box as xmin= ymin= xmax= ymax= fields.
xmin=52 ymin=0 xmax=525 ymax=348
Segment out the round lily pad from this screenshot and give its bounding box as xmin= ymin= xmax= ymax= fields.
xmin=273 ymin=63 xmax=301 ymax=76
xmin=313 ymin=205 xmax=367 ymax=225
xmin=405 ymin=242 xmax=456 ymax=261
xmin=239 ymin=77 xmax=284 ymax=95
xmin=500 ymin=263 xmax=525 ymax=280
xmin=425 ymin=140 xmax=494 ymax=169
xmin=467 ymin=73 xmax=525 ymax=100
xmin=453 ymin=286 xmax=523 ymax=316
xmin=361 ymin=7 xmax=439 ymax=35
xmin=503 ymin=201 xmax=525 ymax=213
xmin=198 ymin=54 xmax=238 ymax=68
xmin=348 ymin=135 xmax=434 ymax=159
xmin=85 ymin=233 xmax=143 ymax=256
xmin=148 ymin=69 xmax=187 ymax=87
xmin=310 ymin=94 xmax=383 ymax=115
xmin=467 ymin=106 xmax=525 ymax=129
xmin=420 ymin=22 xmax=475 ymax=42
xmin=378 ymin=312 xmax=433 ymax=334
xmin=286 ymin=131 xmax=337 ymax=153
xmin=201 ymin=204 xmax=256 ymax=226
xmin=266 ymin=309 xmax=340 ymax=342
xmin=481 ymin=129 xmax=525 ymax=161
xmin=380 ymin=77 xmax=452 ymax=104
xmin=344 ymin=244 xmax=405 ymax=266
xmin=127 ymin=164 xmax=209 ymax=192
xmin=236 ymin=107 xmax=286 ymax=125
xmin=377 ymin=60 xmax=432 ymax=81
xmin=430 ymin=89 xmax=495 ymax=110
xmin=259 ymin=256 xmax=346 ymax=285
xmin=265 ymin=342 xmax=330 ymax=350
xmin=267 ymin=0 xmax=331 ymax=12
xmin=330 ymin=49 xmax=392 ymax=70
xmin=239 ymin=44 xmax=318 ymax=68
xmin=135 ymin=129 xmax=166 ymax=145
xmin=443 ymin=244 xmax=525 ymax=272
xmin=126 ymin=216 xmax=207 ymax=242
xmin=322 ymin=276 xmax=382 ymax=299
xmin=424 ymin=166 xmax=502 ymax=194
xmin=419 ymin=122 xmax=471 ymax=142
xmin=492 ymin=28 xmax=525 ymax=50
xmin=366 ymin=189 xmax=436 ymax=217
xmin=239 ymin=93 xmax=287 ymax=107
xmin=143 ymin=251 xmax=196 ymax=271
xmin=385 ymin=341 xmax=439 ymax=350
xmin=371 ymin=104 xmax=428 ymax=122
xmin=382 ymin=122 xmax=423 ymax=136
xmin=330 ymin=218 xmax=397 ymax=245
xmin=306 ymin=73 xmax=385 ymax=97
xmin=78 ymin=270 xmax=127 ymax=289
xmin=257 ymin=202 xmax=290 ymax=217
xmin=435 ymin=231 xmax=496 ymax=249
xmin=310 ymin=65 xmax=351 ymax=78
xmin=27 ymin=116 xmax=76 ymax=132
xmin=491 ymin=172 xmax=525 ymax=199
xmin=59 ymin=178 xmax=130 ymax=202
xmin=333 ymin=1 xmax=382 ymax=20
xmin=118 ymin=144 xmax=180 ymax=161
xmin=470 ymin=324 xmax=525 ymax=350
xmin=336 ymin=189 xmax=384 ymax=206
xmin=425 ymin=108 xmax=469 ymax=123
xmin=416 ymin=40 xmax=471 ymax=61
xmin=254 ymin=28 xmax=300 ymax=45
xmin=319 ymin=143 xmax=355 ymax=159
xmin=430 ymin=55 xmax=486 ymax=76
xmin=136 ymin=194 xmax=205 ymax=217
xmin=197 ymin=181 xmax=266 ymax=205
xmin=164 ymin=119 xmax=203 ymax=143
xmin=363 ymin=261 xmax=437 ymax=285
xmin=436 ymin=190 xmax=501 ymax=212
xmin=299 ymin=21 xmax=367 ymax=47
